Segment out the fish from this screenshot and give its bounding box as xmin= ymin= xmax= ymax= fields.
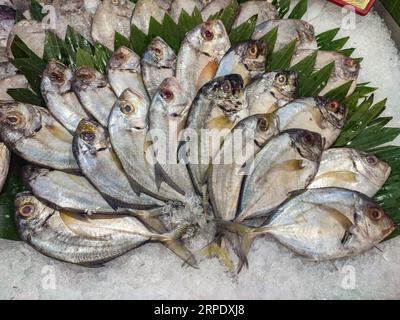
xmin=182 ymin=74 xmax=247 ymax=195
xmin=148 ymin=77 xmax=195 ymax=197
xmin=0 ymin=5 xmax=15 ymax=63
xmin=176 ymin=20 xmax=231 ymax=102
xmin=73 ymin=66 xmax=117 ymax=127
xmin=15 ymin=192 xmax=197 ymax=266
xmin=108 ymin=88 xmax=187 ymax=203
xmin=73 ymin=119 xmax=164 ymax=210
xmin=308 ymin=148 xmax=391 ymax=197
xmin=107 ymin=46 xmax=148 ymax=99
xmin=252 ymin=19 xmax=318 ymax=52
xmin=291 ymin=50 xmax=360 ymax=97
xmin=236 ymin=129 xmax=323 ymax=222
xmin=232 ymin=1 xmax=278 ymax=29
xmin=170 ymin=0 xmax=203 ymax=23
xmin=41 ymin=60 xmax=91 ymax=133
xmin=246 ymin=71 xmax=299 ymax=115
xmin=141 ymin=37 xmax=177 ymax=99
xmin=0 ymin=102 xmax=79 ymax=171
xmin=91 ymin=0 xmax=135 ymax=50
xmin=215 ymin=39 xmax=267 ymax=86
xmin=0 ymin=74 xmax=29 ymax=102
xmin=131 ymin=0 xmax=172 ymax=34
xmin=226 ymin=188 xmax=395 ymax=265
xmin=0 ymin=142 xmax=10 ymax=193
xmin=7 ymin=20 xmax=46 ymax=58
xmin=274 ymin=97 xmax=348 ymax=149
xmin=209 ymin=113 xmax=279 ymax=222
xmin=201 ymin=0 xmax=232 ymax=21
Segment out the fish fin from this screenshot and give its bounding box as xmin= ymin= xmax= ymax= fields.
xmin=313 ymin=171 xmax=358 ymax=183
xmin=197 ymin=239 xmax=234 ymax=273
xmin=341 ymin=229 xmax=352 ymax=245
xmin=316 ymin=205 xmax=355 ymax=231
xmin=271 ymin=159 xmax=305 ymax=172
xmin=287 ymin=189 xmax=307 ymax=199
xmin=126 ymin=177 xmax=143 ymax=197
xmin=154 ymin=162 xmax=186 ymax=196
xmin=103 ymin=197 xmax=121 ymax=211
xmin=134 ymin=213 xmax=167 ymax=234
xmin=197 ymin=60 xmax=218 ymax=89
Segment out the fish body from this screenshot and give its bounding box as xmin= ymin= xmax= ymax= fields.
xmin=73 ymin=119 xmax=164 ymax=210
xmin=92 ymin=0 xmax=135 ymax=50
xmin=308 ymin=148 xmax=391 ymax=197
xmin=252 ymin=19 xmax=317 ymax=52
xmin=107 ymin=46 xmax=148 ymax=99
xmin=7 ymin=20 xmax=45 ymax=58
xmin=0 ymin=5 xmax=15 ymax=62
xmin=201 ymin=0 xmax=232 ymax=21
xmin=237 ymin=129 xmax=323 ymax=222
xmin=176 ymin=20 xmax=230 ymax=102
xmin=131 ymin=0 xmax=172 ymax=34
xmin=232 ymin=1 xmax=278 ymax=29
xmin=141 ymin=37 xmax=176 ymax=99
xmin=246 ymin=71 xmax=299 ymax=115
xmin=0 ymin=142 xmax=10 ymax=192
xmin=170 ymin=0 xmax=203 ymax=23
xmin=0 ymin=102 xmax=79 ymax=171
xmin=0 ymin=74 xmax=28 ymax=102
xmin=41 ymin=60 xmax=91 ymax=133
xmin=73 ymin=66 xmax=117 ymax=127
xmin=209 ymin=114 xmax=279 ymax=221
xmin=215 ymin=40 xmax=267 ymax=85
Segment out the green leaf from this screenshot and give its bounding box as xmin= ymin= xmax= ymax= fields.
xmin=130 ymin=24 xmax=150 ymax=56
xmin=229 ymin=15 xmax=257 ymax=45
xmin=343 ymin=83 xmax=377 ymax=111
xmin=346 ymin=127 xmax=400 ymax=151
xmin=317 ymin=28 xmax=340 ymax=49
xmin=261 ymin=27 xmax=278 ymax=66
xmin=299 ymin=62 xmax=335 ymax=97
xmin=64 ymin=26 xmax=94 ymax=68
xmin=10 ymin=35 xmax=42 ymax=61
xmin=43 ymin=31 xmax=68 ymax=64
xmin=321 ymin=37 xmax=350 ymax=51
xmin=163 ymin=14 xmax=183 ymax=52
xmin=30 ymin=0 xmax=46 ymax=22
xmin=114 ymin=32 xmax=131 ymax=50
xmin=7 ymin=88 xmax=45 ymax=106
xmin=15 ymin=10 xmax=25 ymax=23
xmin=288 ymin=0 xmax=308 ymax=19
xmin=339 ymin=48 xmax=356 ymax=57
xmin=75 ymin=48 xmax=95 ymax=69
xmin=324 ymin=81 xmax=354 ymax=102
xmin=276 ymin=0 xmax=291 ymax=18
xmin=209 ymin=0 xmax=238 ymax=33
xmin=267 ymin=40 xmax=297 ymax=72
xmin=9 ymin=58 xmax=45 ymax=95
xmin=93 ymin=43 xmax=113 ymax=74
xmin=289 ymin=51 xmax=317 ymax=82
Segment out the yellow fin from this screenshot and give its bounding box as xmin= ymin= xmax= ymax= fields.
xmin=314 ymin=171 xmax=358 ymax=183
xmin=271 ymin=159 xmax=304 ymax=172
xmin=207 ymin=115 xmax=235 ymax=131
xmin=198 ymin=240 xmax=234 ymax=273
xmin=197 ymin=60 xmax=218 ymax=89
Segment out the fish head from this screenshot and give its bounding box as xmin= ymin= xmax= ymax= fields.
xmin=0 ymin=102 xmax=42 ymax=142
xmin=353 ymin=150 xmax=392 ymax=188
xmin=188 ymin=20 xmax=230 ymax=59
xmin=22 ymin=165 xmax=51 ymax=185
xmin=111 ymin=89 xmax=149 ymax=131
xmin=337 ymin=56 xmax=360 ymax=80
xmin=143 ymin=37 xmax=176 ymax=68
xmin=42 ymin=59 xmax=72 ymax=93
xmin=157 ymin=77 xmax=190 ymax=118
xmin=354 ymin=197 xmax=395 ymax=244
xmin=236 ymin=113 xmax=278 ymax=148
xmin=289 ymin=129 xmax=323 ymax=162
xmin=296 ymin=20 xmax=316 ymax=47
xmin=108 ymin=46 xmax=140 ymax=72
xmin=75 ymin=119 xmax=109 ymax=153
xmin=15 ymin=192 xmax=55 ymax=237
xmin=316 ymin=96 xmax=348 ymax=129
xmin=73 ymin=66 xmax=106 ymax=90
xmin=235 ymin=40 xmax=267 ymax=73
xmin=269 ymin=71 xmax=299 ymax=101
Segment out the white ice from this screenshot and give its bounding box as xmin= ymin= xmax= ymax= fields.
xmin=0 ymin=0 xmax=400 ymax=299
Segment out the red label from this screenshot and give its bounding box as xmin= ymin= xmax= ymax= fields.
xmin=328 ymin=0 xmax=376 ymax=15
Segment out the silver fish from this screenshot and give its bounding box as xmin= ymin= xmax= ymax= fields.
xmin=232 ymin=1 xmax=278 ymax=29
xmin=73 ymin=66 xmax=117 ymax=127
xmin=41 ymin=60 xmax=91 ymax=133
xmin=107 ymin=46 xmax=148 ymax=99
xmin=215 ymin=39 xmax=267 ymax=85
xmin=131 ymin=0 xmax=172 ymax=34
xmin=73 ymin=119 xmax=164 ymax=210
xmin=149 ymin=77 xmax=195 ymax=197
xmin=15 ymin=192 xmax=194 ymax=266
xmin=176 ymin=20 xmax=231 ymax=101
xmin=230 ymin=188 xmax=395 ymax=262
xmin=252 ymin=19 xmax=317 ymax=52
xmin=291 ymin=50 xmax=360 ymax=97
xmin=236 ymin=129 xmax=323 ymax=222
xmin=170 ymin=0 xmax=203 ymax=23
xmin=274 ymin=97 xmax=348 ymax=149
xmin=209 ymin=113 xmax=279 ymax=221
xmin=309 ymin=148 xmax=391 ymax=197
xmin=7 ymin=20 xmax=45 ymax=58
xmin=201 ymin=0 xmax=232 ymax=21
xmin=108 ymin=88 xmax=187 ymax=203
xmin=141 ymin=37 xmax=176 ymax=99
xmin=246 ymin=71 xmax=299 ymax=115
xmin=0 ymin=102 xmax=79 ymax=171
xmin=0 ymin=5 xmax=15 ymax=61
xmin=0 ymin=142 xmax=10 ymax=193
xmin=182 ymin=74 xmax=247 ymax=195
xmin=91 ymin=0 xmax=135 ymax=50
xmin=0 ymin=74 xmax=29 ymax=102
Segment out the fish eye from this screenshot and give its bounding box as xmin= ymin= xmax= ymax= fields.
xmin=201 ymin=28 xmax=214 ymax=41
xmin=112 ymin=0 xmax=119 ymax=5
xmin=344 ymin=58 xmax=357 ymax=68
xmin=153 ymin=47 xmax=162 ymax=57
xmin=368 ymin=207 xmax=383 ymax=221
xmin=248 ymin=44 xmax=258 ymax=58
xmin=121 ymin=103 xmax=135 ymax=114
xmin=19 ymin=203 xmax=35 ymax=218
xmin=276 ymin=74 xmax=287 ymax=85
xmin=161 ymin=89 xmax=174 ymax=101
xmin=80 ymin=130 xmax=95 ymax=142
xmin=257 ymin=118 xmax=269 ymax=131
xmin=5 ymin=114 xmax=21 ymax=126
xmin=303 ymin=132 xmax=315 ymax=145
xmin=50 ymin=71 xmax=64 ymax=83
xmin=327 ymin=100 xmax=340 ymax=113
xmin=221 ymin=81 xmax=231 ymax=93
xmin=366 ymin=155 xmax=378 ymax=166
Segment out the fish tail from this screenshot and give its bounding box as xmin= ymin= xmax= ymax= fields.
xmin=197 ymin=238 xmax=235 ymax=273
